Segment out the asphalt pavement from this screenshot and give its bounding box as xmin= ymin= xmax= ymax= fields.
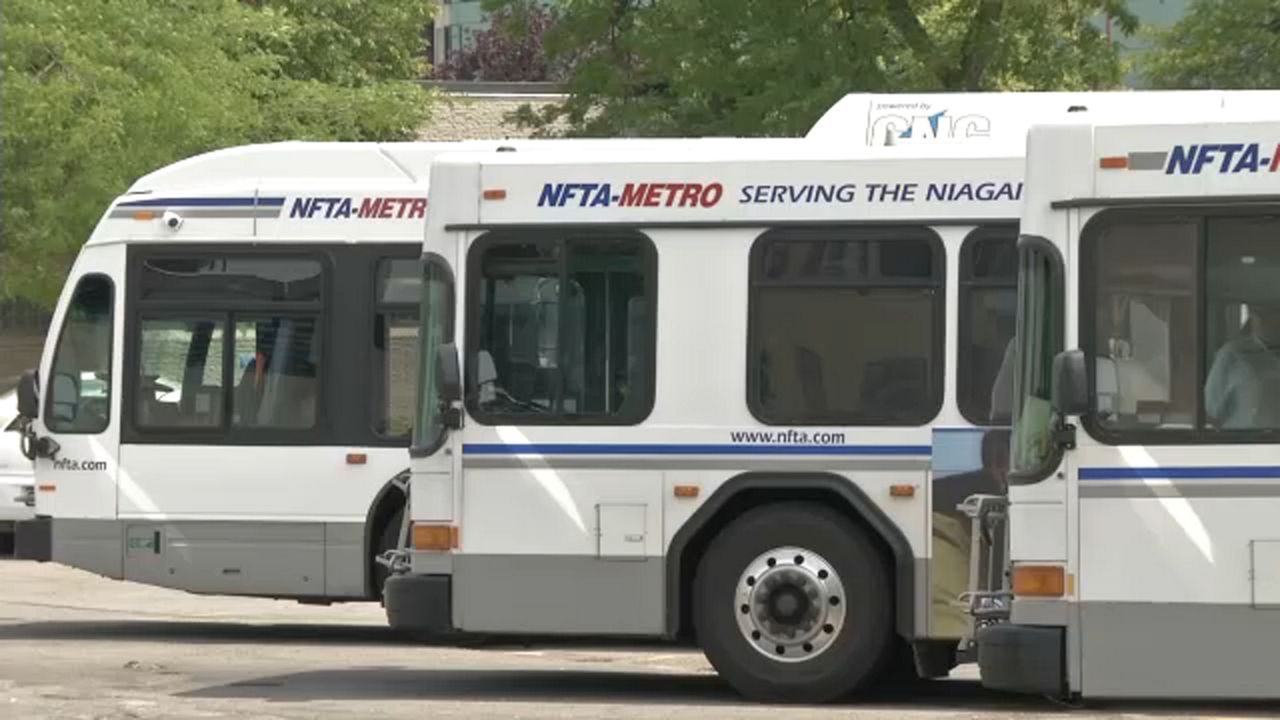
xmin=0 ymin=559 xmax=1275 ymax=719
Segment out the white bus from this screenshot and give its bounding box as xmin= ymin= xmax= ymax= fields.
xmin=10 ymin=136 xmax=747 ymax=599
xmin=979 ymin=115 xmax=1280 ymax=700
xmin=383 ymin=92 xmax=1280 ymax=704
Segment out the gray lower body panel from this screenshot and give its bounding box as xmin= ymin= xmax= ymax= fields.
xmin=984 ymin=601 xmax=1280 ymax=699
xmin=48 ymin=518 xmax=368 ymax=601
xmin=323 ymin=523 xmax=365 ymax=597
xmin=1079 ymin=602 xmax=1280 ymax=699
xmin=54 ymin=518 xmax=124 ymax=580
xmin=453 ymin=555 xmax=664 ymax=635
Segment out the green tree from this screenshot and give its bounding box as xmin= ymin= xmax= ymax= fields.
xmin=0 ymin=0 xmax=435 ymax=306
xmin=254 ymin=0 xmax=434 ymax=86
xmin=509 ymin=0 xmax=1135 ymax=137
xmin=1140 ymin=0 xmax=1280 ymax=89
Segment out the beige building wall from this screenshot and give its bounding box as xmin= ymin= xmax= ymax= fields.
xmin=417 ymin=83 xmax=568 ymax=140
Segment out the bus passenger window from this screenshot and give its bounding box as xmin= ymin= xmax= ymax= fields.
xmin=135 ymin=318 xmax=223 ymax=428
xmin=129 ymin=253 xmax=327 ymax=440
xmin=47 ymin=275 xmax=114 ymax=434
xmin=1086 ymin=213 xmax=1280 ymax=437
xmin=466 ymin=233 xmax=655 ymax=424
xmin=749 ymin=229 xmax=944 ymax=426
xmin=958 ymin=229 xmax=1018 ymax=425
xmin=232 ymin=317 xmax=321 ymax=429
xmin=1204 ymin=216 xmax=1280 ymax=431
xmin=1089 ymin=221 xmax=1197 ymax=431
xmin=373 ymin=258 xmax=421 ymax=438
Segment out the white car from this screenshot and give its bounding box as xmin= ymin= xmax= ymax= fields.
xmin=0 ymin=390 xmax=35 ymax=531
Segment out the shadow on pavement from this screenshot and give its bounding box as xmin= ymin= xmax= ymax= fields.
xmin=0 ymin=618 xmax=688 ymax=652
xmin=3 ymin=619 xmax=1279 ymax=715
xmin=0 ymin=614 xmax=680 ymax=653
xmin=0 ymin=619 xmax=417 ymax=646
xmin=185 ymin=668 xmax=741 ymax=706
xmin=180 ymin=667 xmax=1047 ymax=711
xmin=177 ymin=667 xmax=1280 ymax=715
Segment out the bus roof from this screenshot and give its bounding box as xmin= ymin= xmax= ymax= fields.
xmin=810 ymin=90 xmax=1280 ymax=146
xmin=98 ymin=138 xmax=774 ymax=245
xmin=125 ymin=138 xmax=755 ymax=194
xmin=121 ymin=90 xmax=1280 ymax=194
xmin=1023 ymin=115 xmax=1280 ymax=209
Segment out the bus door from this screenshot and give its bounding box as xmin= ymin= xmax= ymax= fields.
xmin=29 ymin=246 xmax=125 ymax=577
xmin=446 ymin=231 xmax=660 ymax=634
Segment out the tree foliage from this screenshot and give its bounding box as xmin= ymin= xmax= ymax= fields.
xmin=255 ymin=0 xmax=434 ymax=86
xmin=434 ymin=0 xmax=564 ymax=81
xmin=1141 ymin=0 xmax=1280 ymax=89
xmin=508 ymin=0 xmax=1135 ymax=137
xmin=1 ymin=0 xmax=435 ymax=305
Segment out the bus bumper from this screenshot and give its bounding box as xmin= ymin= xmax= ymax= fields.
xmin=14 ymin=516 xmax=52 ymax=562
xmin=977 ymin=623 xmax=1064 ymax=696
xmin=384 ymin=574 xmax=452 ymax=634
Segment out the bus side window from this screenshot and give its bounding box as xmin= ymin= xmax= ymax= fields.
xmin=373 ymin=258 xmax=421 ymax=438
xmin=230 ymin=317 xmax=320 ymax=429
xmin=748 ymin=227 xmax=945 ymax=426
xmin=129 ymin=254 xmax=325 ymax=438
xmin=958 ymin=228 xmax=1018 ymax=425
xmin=135 ymin=318 xmax=223 ymax=429
xmin=466 ymin=233 xmax=655 ymax=424
xmin=1203 ymin=215 xmax=1280 ymax=432
xmin=46 ymin=274 xmax=114 ymax=434
xmin=1089 ymin=220 xmax=1196 ymax=431
xmin=1086 ymin=213 xmax=1280 ymax=436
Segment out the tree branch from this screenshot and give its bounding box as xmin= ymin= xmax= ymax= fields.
xmin=882 ymin=0 xmax=943 ymax=84
xmin=955 ymin=0 xmax=1004 ymax=89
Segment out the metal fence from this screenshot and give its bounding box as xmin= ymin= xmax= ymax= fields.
xmin=0 ymin=298 xmax=50 ymax=335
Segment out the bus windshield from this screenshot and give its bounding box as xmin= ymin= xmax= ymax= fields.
xmin=1010 ymin=241 xmax=1061 ymax=478
xmin=413 ymin=257 xmax=453 ymax=453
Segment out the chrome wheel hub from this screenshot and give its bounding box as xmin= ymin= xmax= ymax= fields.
xmin=733 ymin=546 xmax=846 ymax=663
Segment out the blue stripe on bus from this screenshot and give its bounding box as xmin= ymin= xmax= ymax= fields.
xmin=118 ymin=196 xmax=286 ymax=208
xmin=1079 ymin=466 xmax=1280 ymax=480
xmin=461 ymin=443 xmax=931 ymax=456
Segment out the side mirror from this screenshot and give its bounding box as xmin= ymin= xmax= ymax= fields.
xmin=436 ymin=343 xmax=462 ymax=405
xmin=49 ymin=372 xmax=79 ymax=424
xmin=17 ymin=369 xmax=39 ymax=419
xmin=1051 ymin=349 xmax=1089 ymax=417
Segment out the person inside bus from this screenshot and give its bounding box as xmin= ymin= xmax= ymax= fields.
xmin=1205 ymin=302 xmax=1280 ymax=429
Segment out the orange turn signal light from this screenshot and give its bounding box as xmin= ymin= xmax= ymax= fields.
xmin=482 ymin=189 xmax=507 ymax=201
xmin=345 ymin=452 xmax=368 ymax=465
xmin=412 ymin=524 xmax=458 ymax=551
xmin=1012 ymin=564 xmax=1065 ymax=597
xmin=133 ymin=211 xmax=156 ymax=221
xmin=889 ymin=484 xmax=915 ymax=498
xmin=673 ymin=484 xmax=700 ymax=498
xmin=1099 ymin=156 xmax=1128 ymax=170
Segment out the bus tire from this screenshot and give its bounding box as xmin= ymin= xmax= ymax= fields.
xmin=373 ymin=505 xmax=403 ymax=601
xmin=693 ymin=501 xmax=893 ymax=703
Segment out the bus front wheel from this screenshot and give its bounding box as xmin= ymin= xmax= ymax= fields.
xmin=692 ymin=501 xmax=893 ymax=703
